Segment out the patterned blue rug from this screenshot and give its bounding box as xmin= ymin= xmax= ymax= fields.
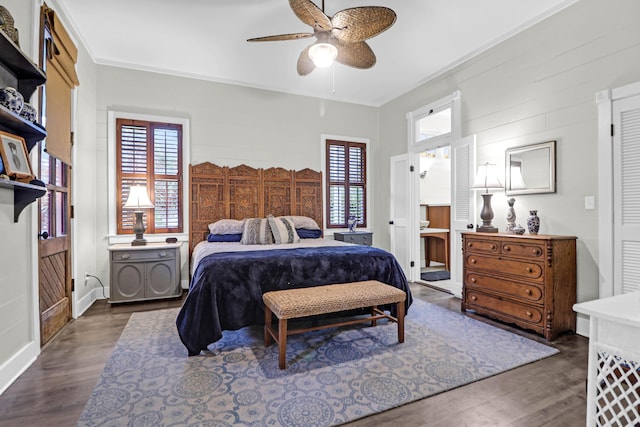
xmin=77 ymin=299 xmax=558 ymax=426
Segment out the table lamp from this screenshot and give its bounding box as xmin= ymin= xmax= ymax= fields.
xmin=123 ymin=185 xmax=155 ymax=246
xmin=471 ymin=162 xmax=503 ymax=233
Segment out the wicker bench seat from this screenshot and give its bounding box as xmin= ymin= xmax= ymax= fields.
xmin=263 ymin=280 xmax=407 ymax=369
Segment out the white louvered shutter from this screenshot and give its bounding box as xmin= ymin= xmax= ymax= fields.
xmin=613 ymin=94 xmax=640 ymax=294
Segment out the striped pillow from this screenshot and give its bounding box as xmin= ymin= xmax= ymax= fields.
xmin=240 ymin=218 xmax=274 ymax=245
xmin=268 ymin=215 xmax=300 ymax=244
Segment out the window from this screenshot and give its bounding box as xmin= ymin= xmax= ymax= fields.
xmin=325 ymin=139 xmax=367 ymax=228
xmin=116 ymin=118 xmax=183 ymax=235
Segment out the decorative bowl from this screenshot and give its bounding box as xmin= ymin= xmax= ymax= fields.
xmin=0 ymin=86 xmax=23 ymax=114
xmin=19 ymin=102 xmax=36 ymax=122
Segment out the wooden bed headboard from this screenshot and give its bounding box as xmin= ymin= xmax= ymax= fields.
xmin=189 ymin=162 xmax=323 ymax=254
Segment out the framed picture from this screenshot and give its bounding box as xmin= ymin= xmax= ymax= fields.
xmin=0 ymin=130 xmax=34 ymax=181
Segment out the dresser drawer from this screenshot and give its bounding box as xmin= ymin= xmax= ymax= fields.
xmin=111 ymin=248 xmax=176 ymax=262
xmin=334 ymin=232 xmax=373 ymax=246
xmin=465 ymin=291 xmax=544 ymax=326
xmin=465 ymin=272 xmax=543 ymax=303
xmin=464 ymin=238 xmax=500 ymax=254
xmin=465 ymin=254 xmax=543 ymax=282
xmin=501 ymin=241 xmax=545 ymax=258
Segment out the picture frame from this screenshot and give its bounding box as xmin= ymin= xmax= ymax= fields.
xmin=0 ymin=130 xmax=34 ymax=181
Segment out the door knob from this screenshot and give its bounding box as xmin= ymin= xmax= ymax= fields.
xmin=38 ymin=231 xmax=49 ymax=240
xmin=388 ymin=220 xmax=394 ymax=225
xmin=466 ymin=223 xmax=474 ymax=229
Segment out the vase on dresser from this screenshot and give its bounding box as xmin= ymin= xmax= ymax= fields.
xmin=527 ymin=210 xmax=540 ymax=235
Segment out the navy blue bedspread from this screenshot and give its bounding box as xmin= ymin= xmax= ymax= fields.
xmin=176 ymin=245 xmax=412 ymax=355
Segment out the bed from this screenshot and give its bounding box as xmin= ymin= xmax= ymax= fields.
xmin=177 ymin=162 xmax=412 ymax=356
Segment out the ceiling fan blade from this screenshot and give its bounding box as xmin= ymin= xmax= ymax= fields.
xmin=335 ymin=40 xmax=376 ymax=69
xmin=247 ymin=33 xmax=314 ymax=42
xmin=331 ymin=7 xmax=396 ymax=42
xmin=297 ymin=44 xmax=316 ymax=75
xmin=289 ymin=0 xmax=332 ymax=31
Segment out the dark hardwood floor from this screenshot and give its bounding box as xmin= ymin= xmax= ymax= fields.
xmin=0 ymin=284 xmax=588 ymax=427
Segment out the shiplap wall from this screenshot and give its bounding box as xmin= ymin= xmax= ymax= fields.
xmin=377 ymin=0 xmax=640 ymax=335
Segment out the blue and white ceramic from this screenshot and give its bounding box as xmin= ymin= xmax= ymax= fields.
xmin=19 ymin=102 xmax=36 ymax=122
xmin=527 ymin=210 xmax=540 ymax=235
xmin=0 ymin=86 xmax=23 ymax=114
xmin=347 ymin=215 xmax=357 ymax=232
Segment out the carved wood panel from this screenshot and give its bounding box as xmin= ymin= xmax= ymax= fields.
xmin=189 ymin=163 xmax=323 ymax=254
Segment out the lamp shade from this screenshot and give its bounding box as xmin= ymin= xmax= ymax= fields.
xmin=308 ymin=42 xmax=338 ymax=68
xmin=123 ymin=185 xmax=155 ymax=209
xmin=471 ymin=163 xmax=503 ymax=191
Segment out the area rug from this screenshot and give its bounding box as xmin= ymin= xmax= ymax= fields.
xmin=420 ymin=270 xmax=450 ymax=281
xmin=77 ymin=299 xmax=558 ymax=426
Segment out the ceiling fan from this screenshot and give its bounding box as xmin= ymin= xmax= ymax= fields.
xmin=247 ymin=0 xmax=396 ymax=76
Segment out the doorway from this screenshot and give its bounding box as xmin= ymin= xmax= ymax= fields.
xmin=416 ymin=146 xmax=459 ymax=296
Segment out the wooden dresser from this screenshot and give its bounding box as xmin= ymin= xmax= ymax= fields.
xmin=461 ymin=232 xmax=577 ymax=340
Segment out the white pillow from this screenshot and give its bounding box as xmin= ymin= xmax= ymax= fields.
xmin=208 ymin=219 xmax=245 ymax=235
xmin=268 ymin=215 xmax=300 ymax=244
xmin=240 ymin=218 xmax=274 ymax=245
xmin=282 ymin=215 xmax=320 ymax=230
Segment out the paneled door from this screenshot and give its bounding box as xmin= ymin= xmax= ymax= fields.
xmin=38 ymin=148 xmax=72 ymax=344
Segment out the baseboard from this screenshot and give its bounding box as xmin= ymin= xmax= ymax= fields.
xmin=0 ymin=341 xmax=39 ymax=396
xmin=181 ymin=278 xmax=189 ymax=290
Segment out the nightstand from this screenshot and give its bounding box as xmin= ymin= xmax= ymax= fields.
xmin=334 ymin=231 xmax=373 ymax=246
xmin=108 ymin=242 xmax=182 ymax=303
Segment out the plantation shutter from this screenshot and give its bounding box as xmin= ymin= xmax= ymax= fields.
xmin=116 ymin=119 xmax=182 ymax=235
xmin=326 ymin=140 xmax=367 ymax=228
xmin=42 ymin=6 xmax=79 ymax=165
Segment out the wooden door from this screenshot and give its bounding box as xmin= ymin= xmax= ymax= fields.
xmin=38 ymin=147 xmax=72 ymax=344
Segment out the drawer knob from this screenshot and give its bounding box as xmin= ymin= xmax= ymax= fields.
xmin=121 ymin=254 xmax=130 ymax=260
xmin=470 ymin=258 xmax=477 ymax=264
xmin=159 ymin=252 xmax=167 ymax=257
xmin=470 ymin=277 xmax=476 ymax=283
xmin=504 ymin=245 xmax=510 ymax=252
xmin=467 ymin=242 xmax=473 ymax=248
xmin=471 ymin=295 xmax=477 ymax=301
xmin=533 ymin=248 xmax=542 ymax=255
xmin=525 ymin=289 xmax=532 ymax=295
xmin=526 ymin=267 xmax=533 ymax=273
xmin=526 ymin=311 xmax=533 ymax=317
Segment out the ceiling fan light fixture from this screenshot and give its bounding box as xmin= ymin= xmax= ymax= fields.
xmin=308 ymin=42 xmax=338 ymax=68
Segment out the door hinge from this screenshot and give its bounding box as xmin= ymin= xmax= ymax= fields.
xmin=70 ymin=131 xmax=75 ymax=146
xmin=611 ymin=124 xmax=614 ymax=137
xmin=410 ymin=261 xmax=415 ymax=267
xmin=410 ymin=165 xmax=415 ymax=172
xmin=70 ymin=205 xmax=74 ymax=219
xmin=71 ymin=278 xmax=75 ymax=292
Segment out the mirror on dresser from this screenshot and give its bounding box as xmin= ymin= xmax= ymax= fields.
xmin=505 ymin=140 xmax=556 ymax=195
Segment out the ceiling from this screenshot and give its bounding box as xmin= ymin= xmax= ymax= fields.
xmin=55 ymin=0 xmax=576 ymax=106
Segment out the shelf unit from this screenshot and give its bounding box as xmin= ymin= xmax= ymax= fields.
xmin=0 ymin=29 xmax=47 ymax=221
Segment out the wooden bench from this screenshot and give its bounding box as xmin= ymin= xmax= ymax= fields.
xmin=263 ymin=280 xmax=407 ymax=369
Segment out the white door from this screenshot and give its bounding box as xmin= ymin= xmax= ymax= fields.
xmin=613 ymin=94 xmax=640 ymax=294
xmin=448 ymin=135 xmax=477 ymax=296
xmin=390 ymin=154 xmax=413 ymax=276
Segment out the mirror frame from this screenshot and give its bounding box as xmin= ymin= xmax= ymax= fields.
xmin=505 ymin=140 xmax=556 ymax=196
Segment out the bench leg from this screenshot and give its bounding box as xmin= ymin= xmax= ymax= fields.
xmin=397 ymin=301 xmax=405 ymax=343
xmin=264 ymin=305 xmax=272 ymax=347
xmin=278 ymin=318 xmax=288 ymax=369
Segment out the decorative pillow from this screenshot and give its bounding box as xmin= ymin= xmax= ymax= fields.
xmin=296 ymin=228 xmax=322 ymax=239
xmin=282 ymin=215 xmax=320 ymax=231
xmin=208 ymin=219 xmax=245 ymax=235
xmin=240 ymin=218 xmax=274 ymax=245
xmin=207 ymin=233 xmax=242 ymax=242
xmin=268 ymin=215 xmax=300 ymax=244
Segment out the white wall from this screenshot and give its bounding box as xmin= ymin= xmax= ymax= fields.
xmin=377 ymin=0 xmax=640 ymax=333
xmin=92 ymin=66 xmax=379 ymax=291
